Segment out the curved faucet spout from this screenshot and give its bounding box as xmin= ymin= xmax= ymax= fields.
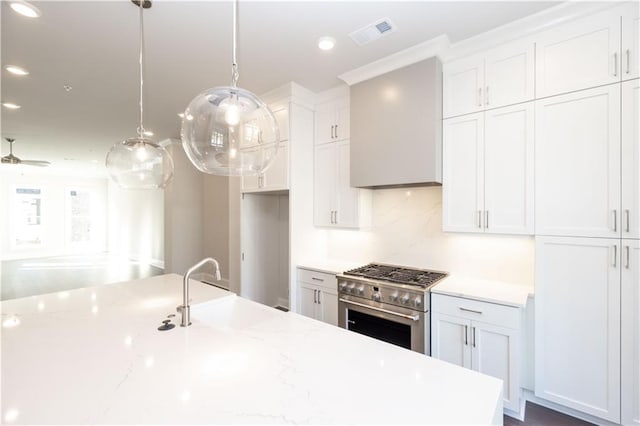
xmin=180 ymin=257 xmax=222 ymax=327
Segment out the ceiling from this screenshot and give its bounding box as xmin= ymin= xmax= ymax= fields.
xmin=1 ymin=0 xmax=559 ymax=174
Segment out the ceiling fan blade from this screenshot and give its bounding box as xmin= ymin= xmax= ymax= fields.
xmin=19 ymin=160 xmax=51 ymax=167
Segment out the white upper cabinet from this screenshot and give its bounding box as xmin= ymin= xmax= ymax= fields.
xmin=623 ymin=78 xmax=640 ymax=239
xmin=443 ymin=40 xmax=534 ymax=118
xmin=535 ymin=85 xmax=621 ymax=238
xmin=443 ymin=103 xmax=534 ymax=235
xmin=622 ymin=2 xmax=640 ymax=80
xmin=535 ymin=236 xmax=621 ymax=423
xmin=622 ymin=240 xmax=640 ymax=426
xmin=314 ymin=142 xmax=336 ymax=227
xmin=443 ymin=113 xmax=484 ymax=232
xmin=536 ymin=9 xmax=621 ymax=98
xmin=315 ymin=97 xmax=349 ymax=145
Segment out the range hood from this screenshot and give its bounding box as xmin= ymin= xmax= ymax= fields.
xmin=350 ymin=57 xmax=442 ymax=188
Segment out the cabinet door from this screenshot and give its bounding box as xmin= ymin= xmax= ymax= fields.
xmin=472 ymin=321 xmax=520 ymax=412
xmin=484 ymin=41 xmax=535 ymax=109
xmin=442 ymin=113 xmax=484 ymax=232
xmin=273 ymin=106 xmax=289 ymax=141
xmin=314 ymin=143 xmax=336 ymax=227
xmin=535 ymin=10 xmax=621 ymax=97
xmin=443 ymin=54 xmax=484 ymax=118
xmin=263 ymin=142 xmax=289 ymax=190
xmin=334 ymin=99 xmax=350 ymax=142
xmin=315 ymin=102 xmax=336 ymax=145
xmin=335 ymin=140 xmax=359 ymax=228
xmin=484 ymin=103 xmax=534 ymax=235
xmin=623 ymin=79 xmax=640 ymax=239
xmin=317 ymin=289 xmax=338 ymax=326
xmin=622 ymin=240 xmax=640 ymax=425
xmin=535 ymin=85 xmax=621 ymax=238
xmin=297 ymin=283 xmax=319 ymax=320
xmin=431 ymin=312 xmax=472 ymax=369
xmin=535 ymin=236 xmax=621 ymax=423
xmin=622 ymin=2 xmax=640 ymax=80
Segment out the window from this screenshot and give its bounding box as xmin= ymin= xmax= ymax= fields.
xmin=66 ymin=189 xmax=92 ymax=245
xmin=13 ymin=187 xmax=43 ymax=248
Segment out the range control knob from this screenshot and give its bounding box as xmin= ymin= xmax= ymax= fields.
xmin=400 ymin=294 xmax=410 ymax=304
xmin=347 ymin=283 xmax=356 ymax=293
xmin=389 ymin=292 xmax=399 ymax=302
xmin=357 ymin=285 xmax=365 ymax=295
xmin=339 ymin=283 xmax=347 ymax=291
xmin=372 ymin=292 xmax=382 ymax=302
xmin=413 ymin=297 xmax=422 ymax=307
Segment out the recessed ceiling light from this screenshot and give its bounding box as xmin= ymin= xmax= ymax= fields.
xmin=2 ymin=103 xmax=21 ymax=110
xmin=5 ymin=65 xmax=29 ymax=76
xmin=9 ymin=1 xmax=41 ymax=18
xmin=143 ymin=130 xmax=154 ymax=137
xmin=318 ymin=36 xmax=336 ymax=51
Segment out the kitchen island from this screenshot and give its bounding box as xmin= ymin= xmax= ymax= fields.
xmin=1 ymin=274 xmax=503 ymax=424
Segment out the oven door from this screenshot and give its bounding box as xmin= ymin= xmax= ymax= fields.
xmin=338 ymin=297 xmax=428 ymax=354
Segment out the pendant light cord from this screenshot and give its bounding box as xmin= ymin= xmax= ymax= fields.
xmin=138 ymin=0 xmax=145 ymax=138
xmin=231 ymin=0 xmax=239 ymax=87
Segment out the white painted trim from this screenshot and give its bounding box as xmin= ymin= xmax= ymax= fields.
xmin=276 ymin=297 xmax=289 ymax=310
xmin=314 ymin=84 xmax=350 ymax=104
xmin=260 ymin=82 xmax=317 ymax=110
xmin=338 ymin=35 xmax=450 ymax=86
xmin=337 ymin=1 xmax=627 ymax=86
xmin=522 ymin=390 xmax=620 ymax=426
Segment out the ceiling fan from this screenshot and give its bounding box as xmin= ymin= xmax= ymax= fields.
xmin=2 ymin=138 xmax=50 ymax=167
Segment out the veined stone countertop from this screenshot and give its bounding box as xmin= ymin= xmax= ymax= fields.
xmin=432 ymin=275 xmax=534 ymax=308
xmin=1 ymin=274 xmax=503 ymax=425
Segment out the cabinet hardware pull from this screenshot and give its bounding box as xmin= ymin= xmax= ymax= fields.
xmin=330 ymin=125 xmax=334 ymax=139
xmin=472 ymin=327 xmax=477 ymax=348
xmin=613 ymin=245 xmax=618 ymax=268
xmin=614 ymin=52 xmax=618 ymax=77
xmin=625 ymin=246 xmax=630 ymax=269
xmin=317 ymin=291 xmax=321 ymax=305
xmin=613 ymin=209 xmax=618 ymax=232
xmin=464 ymin=325 xmax=468 ymax=345
xmin=485 ymin=86 xmax=489 ymax=105
xmin=485 ymin=211 xmax=489 ymax=229
xmin=335 ymin=124 xmax=338 ymax=139
xmin=311 ymin=277 xmax=324 ymax=282
xmin=478 ymin=87 xmax=482 ymax=107
xmin=334 ymin=210 xmax=338 ymax=224
xmin=625 ymin=209 xmax=630 ymax=233
xmin=626 ymin=49 xmax=631 ymax=74
xmin=459 ymin=307 xmax=483 ymax=315
xmin=313 ymin=289 xmax=317 ymax=304
xmin=339 ymin=298 xmax=420 ymax=321
xmin=477 ymin=210 xmax=482 ymax=228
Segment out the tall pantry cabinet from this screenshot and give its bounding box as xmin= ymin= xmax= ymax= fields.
xmin=534 ymin=4 xmax=639 ymax=425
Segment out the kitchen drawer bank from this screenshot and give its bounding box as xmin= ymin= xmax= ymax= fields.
xmin=1 ymin=274 xmax=503 ymax=425
xmin=431 ymin=276 xmax=532 ymax=419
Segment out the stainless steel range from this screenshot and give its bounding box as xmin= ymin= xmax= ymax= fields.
xmin=337 ymin=263 xmax=447 ymax=355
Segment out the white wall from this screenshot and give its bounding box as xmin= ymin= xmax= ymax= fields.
xmin=202 ymin=174 xmax=230 ymax=281
xmin=107 ymin=179 xmax=164 ymax=266
xmin=324 ymin=186 xmax=535 ymax=286
xmin=0 ymin=168 xmax=108 ymax=260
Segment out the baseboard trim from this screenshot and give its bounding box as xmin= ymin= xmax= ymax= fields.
xmin=522 ymin=390 xmax=620 ymax=426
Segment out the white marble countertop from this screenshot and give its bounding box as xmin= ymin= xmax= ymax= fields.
xmin=297 ymin=259 xmax=362 ymax=275
xmin=432 ymin=275 xmax=534 ymax=308
xmin=1 ymin=274 xmax=503 ymax=425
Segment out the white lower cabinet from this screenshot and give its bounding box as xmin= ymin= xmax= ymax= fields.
xmin=622 ymin=240 xmax=640 ymax=425
xmin=431 ymin=294 xmax=521 ymax=413
xmin=296 ymin=267 xmax=338 ymax=326
xmin=535 ymin=236 xmax=621 ymax=423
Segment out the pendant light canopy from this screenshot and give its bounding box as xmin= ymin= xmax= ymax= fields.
xmin=181 ymin=0 xmax=279 ymax=176
xmin=106 ymin=0 xmax=174 ymax=190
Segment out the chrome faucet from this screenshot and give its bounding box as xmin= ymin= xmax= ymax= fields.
xmin=180 ymin=257 xmax=222 ymax=327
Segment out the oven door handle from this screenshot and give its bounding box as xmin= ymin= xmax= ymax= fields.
xmin=339 ymin=298 xmax=420 ymax=321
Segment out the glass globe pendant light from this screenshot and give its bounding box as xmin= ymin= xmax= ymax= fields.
xmin=181 ymin=0 xmax=279 ymax=176
xmin=106 ymin=0 xmax=174 ymax=189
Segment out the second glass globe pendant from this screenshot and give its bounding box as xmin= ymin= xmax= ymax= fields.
xmin=181 ymin=0 xmax=279 ymax=176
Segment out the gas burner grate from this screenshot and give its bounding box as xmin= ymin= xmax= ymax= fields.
xmin=343 ymin=263 xmax=447 ymax=287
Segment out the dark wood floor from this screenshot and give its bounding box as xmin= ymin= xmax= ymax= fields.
xmin=505 ymin=402 xmax=595 ymax=426
xmin=1 ymin=253 xmax=164 ymax=300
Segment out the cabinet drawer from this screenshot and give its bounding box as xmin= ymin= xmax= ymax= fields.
xmin=431 ymin=293 xmax=520 ymax=329
xmin=296 ymin=268 xmax=337 ymax=290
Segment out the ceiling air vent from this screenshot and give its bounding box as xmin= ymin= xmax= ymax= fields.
xmin=349 ymin=18 xmax=397 ymax=46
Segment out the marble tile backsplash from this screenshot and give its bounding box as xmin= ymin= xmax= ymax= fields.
xmin=326 ymin=186 xmax=535 ymax=286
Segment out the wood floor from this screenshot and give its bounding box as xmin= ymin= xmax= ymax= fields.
xmin=505 ymin=402 xmax=595 ymax=426
xmin=1 ymin=253 xmax=164 ymax=300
